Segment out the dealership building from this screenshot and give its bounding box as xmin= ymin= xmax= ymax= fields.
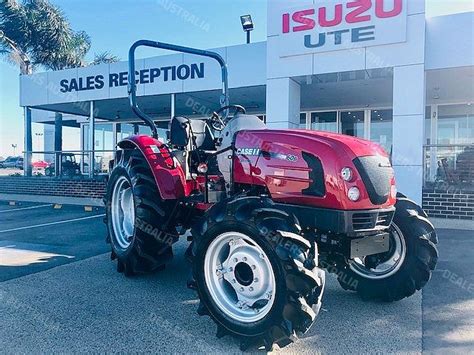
xmin=7 ymin=1 xmax=474 ymax=219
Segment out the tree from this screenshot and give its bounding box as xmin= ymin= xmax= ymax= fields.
xmin=91 ymin=51 xmax=120 ymax=66
xmin=0 ymin=0 xmax=118 ymax=74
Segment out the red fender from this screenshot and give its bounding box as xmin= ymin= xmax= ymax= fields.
xmin=117 ymin=135 xmax=188 ymax=200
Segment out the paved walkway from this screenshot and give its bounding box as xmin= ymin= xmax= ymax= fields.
xmin=0 ymin=201 xmax=472 ymax=353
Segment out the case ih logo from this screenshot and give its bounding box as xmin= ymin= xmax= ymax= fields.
xmin=279 ymin=0 xmax=407 ymax=56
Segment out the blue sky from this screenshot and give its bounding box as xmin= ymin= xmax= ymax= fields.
xmin=0 ymin=0 xmax=473 ymax=158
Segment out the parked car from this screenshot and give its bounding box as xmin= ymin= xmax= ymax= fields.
xmin=15 ymin=157 xmax=24 ymax=170
xmin=32 ymin=160 xmax=49 ymax=169
xmin=0 ymin=156 xmax=23 ymax=169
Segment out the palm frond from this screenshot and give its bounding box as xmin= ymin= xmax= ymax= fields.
xmin=91 ymin=51 xmax=120 ymax=66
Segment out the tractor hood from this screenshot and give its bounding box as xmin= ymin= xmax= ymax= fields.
xmin=282 ymin=129 xmax=389 ymax=159
xmin=233 ymin=129 xmax=396 ymax=210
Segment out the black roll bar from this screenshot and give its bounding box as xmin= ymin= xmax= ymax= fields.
xmin=128 ymin=40 xmax=230 ymax=138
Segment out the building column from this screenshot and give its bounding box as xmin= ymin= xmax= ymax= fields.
xmin=429 ymin=104 xmax=438 ymax=182
xmin=54 ymin=112 xmax=63 ymax=177
xmin=171 ymin=93 xmax=176 ymax=118
xmin=265 ymin=77 xmax=301 ymax=129
xmin=392 ymin=64 xmax=426 ymax=204
xmin=44 ymin=124 xmax=55 ymax=163
xmin=88 ymin=101 xmax=95 ymax=178
xmin=23 ymin=107 xmax=32 ymax=176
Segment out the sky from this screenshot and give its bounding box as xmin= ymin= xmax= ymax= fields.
xmin=0 ymin=0 xmax=473 ymax=158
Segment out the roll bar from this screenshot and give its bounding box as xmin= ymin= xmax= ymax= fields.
xmin=128 ymin=40 xmax=229 ymax=138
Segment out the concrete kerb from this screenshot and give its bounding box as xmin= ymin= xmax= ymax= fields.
xmin=0 ymin=194 xmax=104 ymax=208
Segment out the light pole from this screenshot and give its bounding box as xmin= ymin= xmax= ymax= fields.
xmin=240 ymin=15 xmax=254 ymax=44
xmin=11 ymin=144 xmax=17 ymax=156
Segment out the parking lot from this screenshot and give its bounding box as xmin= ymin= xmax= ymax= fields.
xmin=0 ymin=201 xmax=473 ymax=353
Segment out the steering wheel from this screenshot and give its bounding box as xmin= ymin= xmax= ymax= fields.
xmin=210 ymin=105 xmax=247 ymax=131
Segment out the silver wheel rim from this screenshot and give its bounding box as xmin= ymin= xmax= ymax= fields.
xmin=204 ymin=232 xmax=276 ymax=323
xmin=349 ymin=223 xmax=406 ymax=280
xmin=111 ymin=176 xmax=135 ymax=249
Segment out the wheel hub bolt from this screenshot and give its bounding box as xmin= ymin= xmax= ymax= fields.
xmin=240 ymin=287 xmax=244 ymax=292
xmin=243 ymin=257 xmax=247 ymax=262
xmin=254 ymin=278 xmax=258 ymax=283
xmin=233 ymin=258 xmax=238 ymax=263
xmin=249 ymin=287 xmax=254 ymax=291
xmin=251 ymin=265 xmax=256 ymax=270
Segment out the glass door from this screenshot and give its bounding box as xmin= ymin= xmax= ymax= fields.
xmin=370 ymin=109 xmax=393 ymax=154
xmin=310 ymin=111 xmax=338 ymax=132
xmin=341 ymin=111 xmax=365 ymax=138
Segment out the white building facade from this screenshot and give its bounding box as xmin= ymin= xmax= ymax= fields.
xmin=19 ymin=1 xmax=474 ymax=209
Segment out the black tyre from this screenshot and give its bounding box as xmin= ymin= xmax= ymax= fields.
xmin=336 ymin=196 xmax=438 ymax=302
xmin=192 ymin=197 xmax=325 ymax=351
xmin=104 ymin=149 xmax=178 ymax=276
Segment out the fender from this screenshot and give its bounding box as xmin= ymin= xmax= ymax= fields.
xmin=117 ymin=135 xmax=188 ymax=200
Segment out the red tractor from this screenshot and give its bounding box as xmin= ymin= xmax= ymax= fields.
xmin=105 ymin=41 xmax=438 ymax=350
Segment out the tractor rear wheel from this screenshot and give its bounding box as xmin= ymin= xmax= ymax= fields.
xmin=104 ymin=149 xmax=178 ymax=276
xmin=192 ymin=197 xmax=325 ymax=351
xmin=336 ymin=196 xmax=438 ymax=302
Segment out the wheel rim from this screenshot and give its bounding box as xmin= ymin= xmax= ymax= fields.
xmin=349 ymin=223 xmax=407 ymax=280
xmin=111 ymin=176 xmax=135 ymax=249
xmin=204 ymin=232 xmax=276 ymax=323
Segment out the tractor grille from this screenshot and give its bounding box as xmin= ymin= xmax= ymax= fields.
xmin=352 ymin=210 xmax=394 ymax=231
xmin=353 ymin=156 xmax=393 ymax=205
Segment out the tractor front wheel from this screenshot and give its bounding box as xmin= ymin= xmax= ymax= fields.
xmin=104 ymin=149 xmax=178 ymax=276
xmin=336 ymin=196 xmax=438 ymax=302
xmin=192 ymin=197 xmax=325 ymax=350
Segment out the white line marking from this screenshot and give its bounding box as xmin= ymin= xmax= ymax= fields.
xmin=0 ymin=214 xmax=106 ymax=234
xmin=0 ymin=204 xmax=53 ymax=213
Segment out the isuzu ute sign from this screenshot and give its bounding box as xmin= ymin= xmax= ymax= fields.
xmin=279 ymin=0 xmax=407 ymax=57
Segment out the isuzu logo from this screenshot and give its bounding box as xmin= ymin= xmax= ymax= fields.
xmin=279 ymin=0 xmax=407 ymax=56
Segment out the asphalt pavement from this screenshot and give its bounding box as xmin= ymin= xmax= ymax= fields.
xmin=0 ymin=201 xmax=472 ymax=353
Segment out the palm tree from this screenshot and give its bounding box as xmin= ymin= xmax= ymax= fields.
xmin=0 ymin=0 xmax=119 ymax=176
xmin=91 ymin=51 xmax=120 ymax=66
xmin=0 ymin=0 xmax=118 ymax=74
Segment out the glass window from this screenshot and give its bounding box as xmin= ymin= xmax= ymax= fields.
xmin=370 ymin=109 xmax=393 ymax=154
xmin=311 ymin=111 xmax=337 ymax=132
xmin=118 ymin=124 xmax=135 ymax=141
xmin=95 ymin=124 xmax=114 ymax=151
xmin=300 ymin=113 xmax=307 ymax=129
xmin=341 ymin=111 xmax=364 ymax=138
xmin=156 ymin=121 xmax=169 ymax=142
xmin=425 ymin=106 xmax=432 ymax=145
xmin=437 ymin=104 xmax=474 ymax=145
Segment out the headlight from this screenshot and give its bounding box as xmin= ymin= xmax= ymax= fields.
xmin=341 ymin=167 xmax=353 ymax=181
xmin=348 ymin=187 xmax=360 ymax=201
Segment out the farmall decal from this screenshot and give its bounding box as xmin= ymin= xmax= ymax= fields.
xmin=279 ymin=0 xmax=407 ymax=57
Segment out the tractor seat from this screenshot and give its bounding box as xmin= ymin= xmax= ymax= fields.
xmin=168 ymin=116 xmax=216 ymax=151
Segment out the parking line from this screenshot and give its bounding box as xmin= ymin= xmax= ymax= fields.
xmin=0 ymin=214 xmax=106 ymax=234
xmin=0 ymin=204 xmax=53 ymax=213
